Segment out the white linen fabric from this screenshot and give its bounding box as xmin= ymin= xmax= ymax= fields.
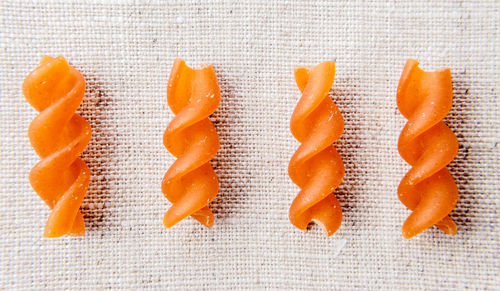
xmin=1 ymin=1 xmax=498 ymax=290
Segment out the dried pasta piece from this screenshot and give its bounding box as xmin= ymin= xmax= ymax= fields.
xmin=162 ymin=59 xmax=220 ymax=228
xmin=397 ymin=59 xmax=459 ymax=239
xmin=288 ymin=61 xmax=345 ymax=237
xmin=22 ymin=56 xmax=92 ymax=238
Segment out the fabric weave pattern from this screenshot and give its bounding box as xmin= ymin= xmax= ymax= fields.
xmin=1 ymin=1 xmax=498 ymax=289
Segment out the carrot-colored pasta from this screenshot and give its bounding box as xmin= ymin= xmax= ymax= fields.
xmin=397 ymin=59 xmax=459 ymax=239
xmin=22 ymin=56 xmax=91 ymax=238
xmin=161 ymin=59 xmax=220 ymax=228
xmin=288 ymin=61 xmax=345 ymax=237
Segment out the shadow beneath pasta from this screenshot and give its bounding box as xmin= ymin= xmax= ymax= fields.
xmin=78 ymin=73 xmax=115 ymax=235
xmin=332 ymin=79 xmax=366 ymax=231
xmin=445 ymin=72 xmax=479 ymax=234
xmin=208 ymin=68 xmax=245 ymax=221
xmin=306 ymin=78 xmax=365 ymax=233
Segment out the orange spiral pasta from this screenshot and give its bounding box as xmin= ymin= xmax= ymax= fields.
xmin=161 ymin=59 xmax=220 ymax=228
xmin=397 ymin=59 xmax=459 ymax=239
xmin=22 ymin=56 xmax=91 ymax=238
xmin=288 ymin=61 xmax=345 ymax=237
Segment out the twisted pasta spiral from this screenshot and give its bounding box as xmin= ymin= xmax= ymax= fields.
xmin=397 ymin=59 xmax=459 ymax=239
xmin=23 ymin=56 xmax=91 ymax=237
xmin=289 ymin=61 xmax=345 ymax=237
xmin=162 ymin=59 xmax=220 ymax=228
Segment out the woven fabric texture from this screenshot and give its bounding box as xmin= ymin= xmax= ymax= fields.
xmin=1 ymin=1 xmax=498 ymax=290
